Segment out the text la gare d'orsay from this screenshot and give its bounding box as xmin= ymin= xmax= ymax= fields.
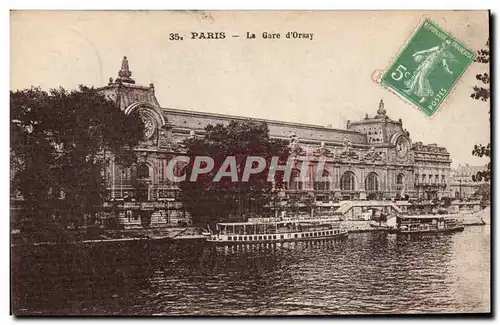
xmin=169 ymin=31 xmax=315 ymax=41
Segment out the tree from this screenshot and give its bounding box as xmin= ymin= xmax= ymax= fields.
xmin=470 ymin=39 xmax=491 ymax=182
xmin=473 ymin=183 xmax=490 ymax=202
xmin=471 ymin=39 xmax=490 ymax=102
xmin=10 ymin=86 xmax=144 ymax=234
xmin=179 ymin=120 xmax=289 ymax=226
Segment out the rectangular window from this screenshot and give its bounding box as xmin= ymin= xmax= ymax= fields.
xmin=228 ymin=236 xmax=232 ymax=241
xmin=294 ymin=234 xmax=298 ymax=238
xmin=273 ymin=235 xmax=276 ymax=240
xmin=280 ymin=235 xmax=284 ymax=239
xmin=243 ymin=236 xmax=247 ymax=241
xmin=259 ymin=236 xmax=262 ymax=240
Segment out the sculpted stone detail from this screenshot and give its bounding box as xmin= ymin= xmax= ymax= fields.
xmin=172 ymin=130 xmax=195 ymax=153
xmin=338 ymin=137 xmax=359 ymax=160
xmin=313 ymin=141 xmax=335 ymax=158
xmin=158 ymin=125 xmax=177 ymax=150
xmin=363 ymin=146 xmax=384 ymax=162
xmin=289 ymin=132 xmax=306 ymax=156
xmin=141 ymin=116 xmax=156 ymax=140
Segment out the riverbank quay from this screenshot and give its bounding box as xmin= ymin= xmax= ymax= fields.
xmin=11 ymin=210 xmax=489 ymax=248
xmin=10 ymin=226 xmax=204 ymax=247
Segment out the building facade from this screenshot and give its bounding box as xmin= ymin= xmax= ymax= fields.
xmin=98 ymin=58 xmax=453 ymax=226
xmin=449 ymin=164 xmax=489 ymax=200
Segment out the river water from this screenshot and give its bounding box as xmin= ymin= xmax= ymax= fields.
xmin=12 ymin=226 xmax=490 ymax=315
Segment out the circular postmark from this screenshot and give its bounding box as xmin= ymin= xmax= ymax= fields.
xmin=371 ymin=69 xmax=384 ymax=84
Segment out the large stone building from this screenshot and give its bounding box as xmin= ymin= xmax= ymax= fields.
xmin=98 ymin=57 xmax=453 ymax=226
xmin=449 ymin=164 xmax=489 ymax=200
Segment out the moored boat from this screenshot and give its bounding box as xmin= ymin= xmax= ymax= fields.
xmin=369 ymin=222 xmax=394 ymax=230
xmin=205 ymin=218 xmax=347 ymax=244
xmin=390 ymin=215 xmax=464 ymax=234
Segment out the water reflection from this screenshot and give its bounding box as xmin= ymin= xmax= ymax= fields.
xmin=12 ymin=226 xmax=490 ymax=315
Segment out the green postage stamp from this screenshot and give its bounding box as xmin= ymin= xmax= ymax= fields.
xmin=381 ymin=19 xmax=476 ymax=117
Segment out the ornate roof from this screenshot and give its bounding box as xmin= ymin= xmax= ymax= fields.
xmin=161 ymin=107 xmax=369 ymax=146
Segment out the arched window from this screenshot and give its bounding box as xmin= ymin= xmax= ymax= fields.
xmin=365 ymin=172 xmax=379 ymax=192
xmin=397 ymin=173 xmax=405 ymax=185
xmin=137 ymin=163 xmax=150 ymax=178
xmin=314 ymin=170 xmax=331 ymax=191
xmin=288 ymin=169 xmax=303 ymax=190
xmin=340 ymin=171 xmax=356 ymax=191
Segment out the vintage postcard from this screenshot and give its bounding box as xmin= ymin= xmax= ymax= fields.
xmin=10 ymin=11 xmax=490 ymax=316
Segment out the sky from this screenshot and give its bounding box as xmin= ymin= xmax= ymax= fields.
xmin=10 ymin=10 xmax=490 ymax=168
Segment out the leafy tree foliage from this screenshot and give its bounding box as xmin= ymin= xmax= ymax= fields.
xmin=11 ymin=86 xmax=144 ymax=232
xmin=179 ymin=120 xmax=289 ymax=226
xmin=470 ymin=39 xmax=491 ymax=182
xmin=473 ymin=183 xmax=490 ymax=202
xmin=471 ymin=143 xmax=491 ymax=182
xmin=471 ymin=39 xmax=490 ymax=102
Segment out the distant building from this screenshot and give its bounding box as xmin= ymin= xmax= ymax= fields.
xmin=449 ymin=164 xmax=489 ymax=200
xmin=94 ymin=57 xmax=454 ymax=227
xmin=412 ymin=142 xmax=452 ymax=201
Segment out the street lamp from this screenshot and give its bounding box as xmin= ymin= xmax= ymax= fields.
xmin=459 ymin=178 xmax=462 ymax=201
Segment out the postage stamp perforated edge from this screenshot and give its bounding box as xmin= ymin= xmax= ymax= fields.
xmin=379 ymin=17 xmax=477 ymax=118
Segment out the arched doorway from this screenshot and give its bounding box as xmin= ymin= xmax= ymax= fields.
xmin=365 ymin=172 xmax=380 ymax=200
xmin=340 ymin=171 xmax=356 ymax=191
xmin=396 ymin=173 xmax=406 ymax=199
xmin=365 ymin=172 xmax=379 ymax=191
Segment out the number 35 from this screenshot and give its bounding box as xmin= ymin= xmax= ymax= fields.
xmin=391 ymin=65 xmax=411 ymax=81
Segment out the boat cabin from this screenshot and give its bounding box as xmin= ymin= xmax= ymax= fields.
xmin=207 ymin=218 xmax=347 ymax=244
xmin=396 ymin=215 xmax=463 ymax=233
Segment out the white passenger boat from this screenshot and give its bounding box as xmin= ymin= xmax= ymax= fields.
xmin=205 ymin=218 xmax=348 ymax=244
